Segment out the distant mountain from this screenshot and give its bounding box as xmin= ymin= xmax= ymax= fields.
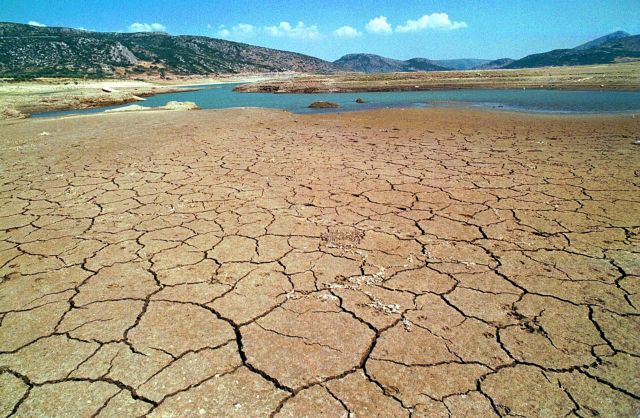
xmin=573 ymin=30 xmax=630 ymax=50
xmin=474 ymin=58 xmax=515 ymax=70
xmin=0 ymin=22 xmax=338 ymax=78
xmin=2 ymin=22 xmax=637 ymax=79
xmin=506 ymin=34 xmax=640 ymax=69
xmin=404 ymin=58 xmax=450 ymax=72
xmin=334 ymin=53 xmax=448 ymax=73
xmin=333 ymin=54 xmax=406 ymax=73
xmin=432 ymin=59 xmax=491 ymax=70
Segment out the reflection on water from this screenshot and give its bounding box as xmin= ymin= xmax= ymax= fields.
xmin=35 ymin=83 xmax=640 ymax=118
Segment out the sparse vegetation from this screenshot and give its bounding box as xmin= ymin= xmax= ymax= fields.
xmin=0 ymin=22 xmax=338 ymax=79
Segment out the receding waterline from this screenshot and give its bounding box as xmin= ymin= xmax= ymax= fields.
xmin=34 ymin=83 xmax=640 ymax=118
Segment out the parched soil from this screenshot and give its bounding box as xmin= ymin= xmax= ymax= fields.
xmin=0 ymin=108 xmax=638 ymax=417
xmin=234 ymin=61 xmax=640 ymax=93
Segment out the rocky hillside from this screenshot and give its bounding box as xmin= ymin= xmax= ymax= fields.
xmin=474 ymin=58 xmax=515 ymax=70
xmin=0 ymin=22 xmax=339 ymax=78
xmin=573 ymin=30 xmax=630 ymax=50
xmin=507 ymin=32 xmax=640 ymax=69
xmin=333 ymin=54 xmax=448 ymax=73
xmin=431 ymin=58 xmax=491 ymax=70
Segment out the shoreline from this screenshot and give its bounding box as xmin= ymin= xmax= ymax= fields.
xmin=19 ymin=104 xmax=640 ymax=125
xmin=236 ymin=83 xmax=640 ymax=94
xmin=0 ymin=73 xmax=295 ymax=119
xmin=3 ymin=62 xmax=640 ymax=119
xmin=0 ymin=79 xmax=198 ymax=119
xmin=28 ymin=95 xmax=640 ymax=121
xmin=23 ymin=86 xmax=198 ymax=115
xmin=234 ymin=62 xmax=640 ymax=93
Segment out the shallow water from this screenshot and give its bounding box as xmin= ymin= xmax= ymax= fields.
xmin=35 ymin=83 xmax=640 ymax=118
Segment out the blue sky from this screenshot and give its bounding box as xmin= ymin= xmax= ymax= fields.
xmin=2 ymin=0 xmax=639 ymax=61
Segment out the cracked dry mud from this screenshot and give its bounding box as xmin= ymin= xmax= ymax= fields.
xmin=0 ymin=108 xmax=639 ymax=417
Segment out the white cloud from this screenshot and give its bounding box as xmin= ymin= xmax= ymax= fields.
xmin=216 ymin=25 xmax=231 ymax=37
xmin=28 ymin=21 xmax=46 ymax=27
xmin=265 ymin=21 xmax=321 ymax=40
xmin=232 ymin=23 xmax=257 ymax=37
xmin=128 ymin=22 xmax=166 ymax=32
xmin=365 ymin=16 xmax=392 ymax=34
xmin=396 ymin=13 xmax=467 ymax=32
xmin=333 ymin=25 xmax=362 ymax=38
xmin=216 ymin=23 xmax=256 ymax=39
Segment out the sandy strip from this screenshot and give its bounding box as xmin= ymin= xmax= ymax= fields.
xmin=0 ymin=108 xmax=638 ymax=417
xmin=235 ymin=62 xmax=640 ymax=93
xmin=0 ymin=80 xmax=196 ymax=118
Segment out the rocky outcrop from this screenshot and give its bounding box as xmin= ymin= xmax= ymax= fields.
xmin=0 ymin=106 xmax=28 ymax=120
xmin=308 ymin=101 xmax=340 ymax=108
xmin=104 ymin=101 xmax=199 ymax=113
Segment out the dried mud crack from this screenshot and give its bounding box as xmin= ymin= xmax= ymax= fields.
xmin=0 ymin=108 xmax=639 ymax=417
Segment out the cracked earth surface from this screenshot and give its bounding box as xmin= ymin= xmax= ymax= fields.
xmin=0 ymin=108 xmax=639 ymax=417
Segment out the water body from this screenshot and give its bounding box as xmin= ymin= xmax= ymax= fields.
xmin=36 ymin=83 xmax=640 ymax=118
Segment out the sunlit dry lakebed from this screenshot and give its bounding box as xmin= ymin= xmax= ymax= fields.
xmin=1 ymin=107 xmax=639 ymax=417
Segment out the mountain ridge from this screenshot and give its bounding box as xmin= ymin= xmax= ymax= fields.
xmin=506 ymin=33 xmax=640 ymax=69
xmin=430 ymin=58 xmax=491 ymax=70
xmin=1 ymin=23 xmax=638 ymax=78
xmin=0 ymin=22 xmax=339 ymax=78
xmin=573 ymin=30 xmax=630 ymax=51
xmin=333 ymin=54 xmax=448 ymax=73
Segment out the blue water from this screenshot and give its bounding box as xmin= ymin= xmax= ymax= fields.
xmin=35 ymin=83 xmax=640 ymax=118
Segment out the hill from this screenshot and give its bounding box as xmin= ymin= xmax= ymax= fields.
xmin=507 ymin=33 xmax=640 ymax=69
xmin=474 ymin=58 xmax=515 ymax=70
xmin=0 ymin=22 xmax=338 ymax=78
xmin=573 ymin=30 xmax=630 ymax=50
xmin=404 ymin=58 xmax=451 ymax=71
xmin=431 ymin=58 xmax=491 ymax=70
xmin=333 ymin=54 xmax=448 ymax=73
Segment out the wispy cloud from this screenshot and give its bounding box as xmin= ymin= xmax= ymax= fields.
xmin=396 ymin=13 xmax=467 ymax=32
xmin=365 ymin=16 xmax=392 ymax=34
xmin=333 ymin=26 xmax=362 ymax=38
xmin=264 ymin=21 xmax=321 ymax=40
xmin=128 ymin=22 xmax=166 ymax=32
xmin=28 ymin=21 xmax=47 ymax=27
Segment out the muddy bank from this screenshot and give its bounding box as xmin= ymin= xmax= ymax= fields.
xmin=234 ymin=61 xmax=640 ymax=93
xmin=0 ymin=79 xmax=196 ymax=119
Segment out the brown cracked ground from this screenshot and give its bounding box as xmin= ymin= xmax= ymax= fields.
xmin=0 ymin=107 xmax=639 ymax=417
